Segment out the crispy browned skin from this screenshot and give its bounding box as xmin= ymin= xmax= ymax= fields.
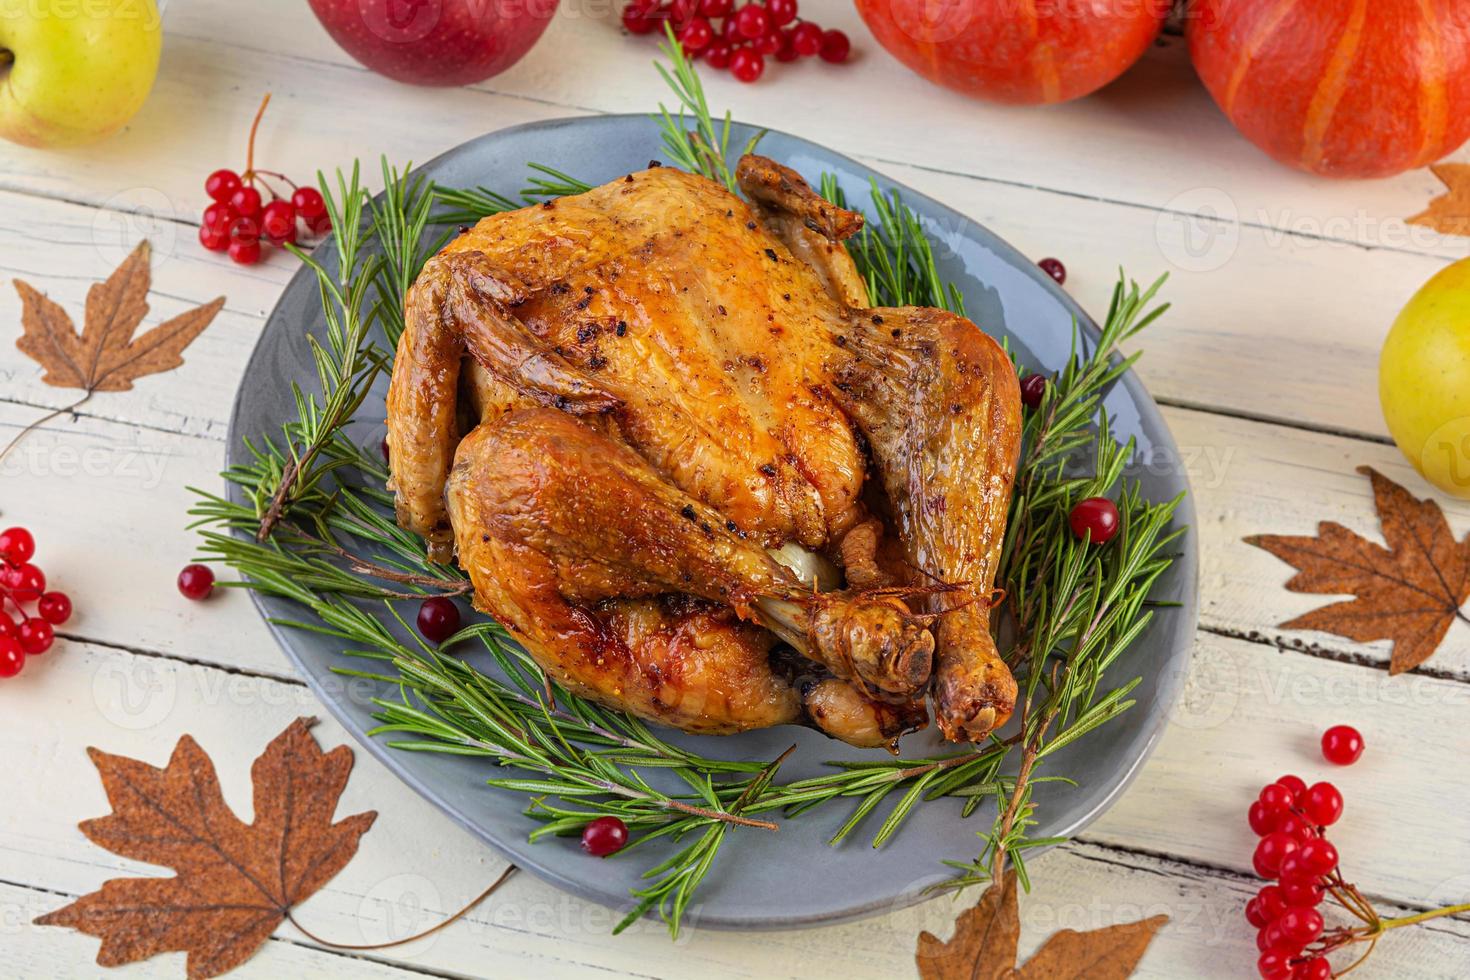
xmin=388 ymin=163 xmax=868 ymax=558
xmin=447 ymin=412 xmax=923 ymax=748
xmin=827 ymin=308 xmax=1022 ymax=739
xmin=446 ymin=408 xmax=934 ymax=702
xmin=387 ymin=155 xmax=1020 ymax=746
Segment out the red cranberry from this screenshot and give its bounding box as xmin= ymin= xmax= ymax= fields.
xmin=678 ymin=16 xmax=714 ymax=51
xmin=732 ymin=3 xmax=770 ymax=38
xmin=4 ymin=563 xmax=45 ymax=601
xmin=178 ymin=563 xmax=215 ymax=600
xmin=0 ymin=527 xmax=36 ymax=565
xmin=581 ymin=816 xmax=629 ymax=856
xmin=1068 ymin=497 xmax=1120 ymax=545
xmin=730 ymin=47 xmax=765 ymax=83
xmin=1302 ymin=782 xmax=1344 ymax=826
xmin=18 ymin=619 xmax=53 ymax=655
xmin=37 ymin=592 xmax=73 ymax=625
xmin=0 ymin=637 xmax=24 ymax=678
xmin=1019 ymin=373 xmax=1048 ymax=408
xmin=704 ymin=41 xmax=733 ymax=69
xmin=416 ymin=596 xmax=461 ymax=644
xmin=205 ymin=169 xmax=243 ymax=204
xmin=817 ymin=28 xmax=850 ymax=63
xmin=791 ymin=21 xmax=822 ymax=56
xmin=1321 ymin=724 xmax=1363 ymax=765
xmin=1039 ymin=257 xmax=1067 ymax=284
xmin=766 ymin=0 xmax=797 ymax=25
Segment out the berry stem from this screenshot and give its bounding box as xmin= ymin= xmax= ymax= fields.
xmin=1373 ymin=901 xmax=1470 ymax=932
xmin=243 ymin=92 xmax=273 ymax=185
xmin=251 ymin=168 xmax=300 ymax=191
xmin=1325 ymin=879 xmax=1377 ymax=926
xmin=286 ymin=865 xmax=517 ymax=950
xmin=1330 ymin=936 xmax=1379 ymax=978
xmin=251 ymin=174 xmax=287 ymax=202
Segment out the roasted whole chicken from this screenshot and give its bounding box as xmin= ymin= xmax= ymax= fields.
xmin=386 ymin=155 xmax=1021 ymax=750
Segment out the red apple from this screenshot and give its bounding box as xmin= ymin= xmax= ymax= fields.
xmin=307 ymin=0 xmax=558 ymax=87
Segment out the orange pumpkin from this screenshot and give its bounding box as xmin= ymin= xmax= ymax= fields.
xmin=854 ymin=0 xmax=1170 ymax=105
xmin=1188 ymin=0 xmax=1470 ymax=178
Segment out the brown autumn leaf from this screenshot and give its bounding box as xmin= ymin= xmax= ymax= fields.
xmin=917 ymin=869 xmax=1021 ymax=980
xmin=916 ymin=870 xmax=1169 ymax=980
xmin=35 ymin=718 xmax=377 ymax=979
xmin=1407 ymin=163 xmax=1470 ymax=238
xmin=1246 ymin=466 xmax=1470 ymax=674
xmin=13 ymin=239 xmax=223 ymax=393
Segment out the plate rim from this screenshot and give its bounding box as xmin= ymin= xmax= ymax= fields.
xmin=226 ymin=112 xmax=1200 ymax=930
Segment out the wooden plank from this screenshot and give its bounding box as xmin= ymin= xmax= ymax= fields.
xmin=1083 ymin=631 xmax=1470 ymax=901
xmin=0 ymin=189 xmax=294 ymax=441
xmin=1170 ymin=406 xmax=1470 ymax=679
xmin=0 ymin=401 xmax=290 ymax=677
xmin=4 ymin=4 xmax=1464 ymax=265
xmin=3 ymin=641 xmax=1466 ymax=978
xmin=0 ymin=883 xmax=439 ymax=979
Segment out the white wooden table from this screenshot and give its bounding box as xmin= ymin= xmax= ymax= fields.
xmin=4 ymin=3 xmax=1470 ymax=976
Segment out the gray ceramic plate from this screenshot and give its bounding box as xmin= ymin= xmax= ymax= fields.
xmin=229 ymin=114 xmax=1199 ymax=931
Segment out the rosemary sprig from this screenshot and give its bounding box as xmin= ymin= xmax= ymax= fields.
xmin=432 ymin=164 xmax=594 ymax=225
xmin=819 ymin=174 xmax=965 ymax=315
xmin=954 ymin=278 xmax=1182 ymax=891
xmin=196 ymin=45 xmax=1184 ymax=937
xmin=653 ymin=23 xmax=762 ymax=190
xmin=370 ymin=160 xmax=450 ymax=350
xmin=256 ymin=164 xmax=383 ymax=541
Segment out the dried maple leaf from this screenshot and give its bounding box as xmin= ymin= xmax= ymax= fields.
xmin=13 ymin=239 xmax=223 ymax=394
xmin=36 ymin=718 xmax=377 ymax=979
xmin=1247 ymin=466 xmax=1470 ymax=674
xmin=916 ymin=870 xmax=1168 ymax=980
xmin=1407 ymin=163 xmax=1470 ymax=238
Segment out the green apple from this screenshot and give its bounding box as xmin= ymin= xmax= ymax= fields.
xmin=0 ymin=0 xmax=163 ymax=148
xmin=1380 ymin=257 xmax=1470 ymax=499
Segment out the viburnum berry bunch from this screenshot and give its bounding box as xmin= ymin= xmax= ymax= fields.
xmin=198 ymin=94 xmax=332 ymax=266
xmin=1247 ymin=727 xmax=1470 ymax=978
xmin=0 ymin=526 xmax=72 ymax=678
xmin=622 ymin=0 xmax=850 ymax=84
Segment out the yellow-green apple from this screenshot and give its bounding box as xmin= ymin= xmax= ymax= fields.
xmin=306 ymin=0 xmax=557 ymax=87
xmin=1380 ymin=257 xmax=1470 ymax=499
xmin=0 ymin=0 xmax=162 ymax=148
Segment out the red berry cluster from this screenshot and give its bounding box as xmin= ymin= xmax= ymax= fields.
xmin=0 ymin=527 xmax=72 ymax=678
xmin=201 ymin=175 xmax=329 ymax=265
xmin=1247 ymin=726 xmax=1368 ymax=979
xmin=622 ymin=0 xmax=850 ymax=84
xmin=198 ymin=95 xmax=331 ymax=266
